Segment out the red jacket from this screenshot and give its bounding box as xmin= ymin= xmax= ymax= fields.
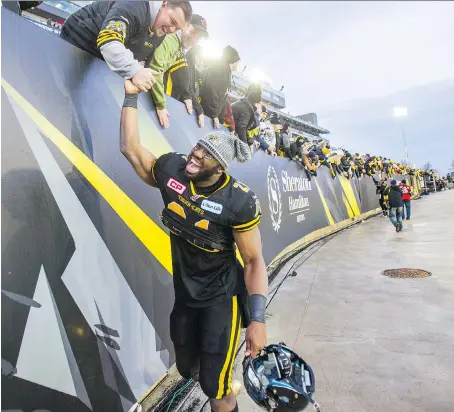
xmin=399 ymin=183 xmax=412 ymax=200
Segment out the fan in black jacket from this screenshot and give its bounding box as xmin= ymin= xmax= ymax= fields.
xmin=384 ymin=180 xmax=404 ymax=232
xmin=231 ymin=84 xmax=262 ymax=145
xmin=199 ymin=45 xmax=240 ymax=129
xmin=385 ymin=182 xmax=403 ymax=208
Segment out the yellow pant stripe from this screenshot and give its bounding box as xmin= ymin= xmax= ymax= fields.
xmin=225 ymin=307 xmax=242 ymax=396
xmin=216 ymin=296 xmax=238 ymax=399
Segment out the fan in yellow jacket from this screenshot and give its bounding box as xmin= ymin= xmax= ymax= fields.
xmin=147 ymin=14 xmax=208 ymax=128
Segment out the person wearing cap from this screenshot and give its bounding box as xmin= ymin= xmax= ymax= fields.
xmin=199 ymin=45 xmax=241 ymax=129
xmin=147 ymin=13 xmax=208 ymax=128
xmin=121 ymin=79 xmax=268 ymax=412
xmin=60 ymin=1 xmax=192 ymax=92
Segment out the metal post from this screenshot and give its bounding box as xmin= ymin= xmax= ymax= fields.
xmin=401 ymin=122 xmax=408 ymax=165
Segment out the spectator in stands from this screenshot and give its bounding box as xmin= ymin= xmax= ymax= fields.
xmin=302 ymin=151 xmax=319 ymax=181
xmin=164 ymin=44 xmax=205 ymax=127
xmin=199 ymin=45 xmax=240 ymax=129
xmin=60 ymin=1 xmax=192 ymax=92
xmin=231 ymin=84 xmax=262 ymax=145
xmin=147 ymin=14 xmax=208 ymax=128
xmin=317 ymin=146 xmax=336 ymax=179
xmin=385 ymin=180 xmax=404 ymax=232
xmin=341 ymin=152 xmax=353 ymax=179
xmin=223 ymin=96 xmax=236 ymax=133
xmin=270 ymin=113 xmax=283 ymax=153
xmin=256 ymin=107 xmax=276 ymax=155
xmin=289 ymin=135 xmax=306 ymax=160
xmin=398 ymin=179 xmax=412 ymax=220
xmin=364 ymin=155 xmax=376 ymax=176
xmin=280 ymin=122 xmax=292 ymax=159
xmin=354 ymin=153 xmax=364 ymax=177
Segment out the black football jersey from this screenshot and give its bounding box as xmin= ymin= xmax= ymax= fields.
xmin=152 ymin=153 xmax=262 ymax=307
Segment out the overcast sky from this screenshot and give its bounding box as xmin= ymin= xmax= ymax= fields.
xmin=193 ymin=1 xmax=454 ymax=172
xmin=194 ymin=1 xmax=454 ymax=112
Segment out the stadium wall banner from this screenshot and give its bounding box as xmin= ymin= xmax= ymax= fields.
xmin=1 ymin=9 xmax=404 ymax=411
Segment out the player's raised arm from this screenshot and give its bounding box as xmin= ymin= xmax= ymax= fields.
xmin=120 ymin=80 xmax=158 ymax=187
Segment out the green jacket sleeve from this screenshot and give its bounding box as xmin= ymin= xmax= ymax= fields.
xmin=147 ymin=33 xmax=181 ymax=110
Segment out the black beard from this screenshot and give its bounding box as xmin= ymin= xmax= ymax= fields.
xmin=187 ymin=165 xmax=220 ymax=184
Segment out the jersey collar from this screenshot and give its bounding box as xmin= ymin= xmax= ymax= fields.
xmin=189 ymin=174 xmax=231 ymax=199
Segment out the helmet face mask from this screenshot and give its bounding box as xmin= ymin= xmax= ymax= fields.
xmin=243 ymin=343 xmax=320 ymax=411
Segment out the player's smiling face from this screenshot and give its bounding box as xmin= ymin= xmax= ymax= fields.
xmin=185 ymin=144 xmax=221 ymax=182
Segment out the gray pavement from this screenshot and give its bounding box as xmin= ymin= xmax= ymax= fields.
xmin=234 ymin=190 xmax=454 ymax=412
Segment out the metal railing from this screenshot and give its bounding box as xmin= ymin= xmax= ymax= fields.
xmin=22 ymin=15 xmax=61 ymax=35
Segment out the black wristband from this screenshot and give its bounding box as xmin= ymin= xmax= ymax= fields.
xmin=249 ymin=294 xmax=266 ymax=323
xmin=123 ymin=93 xmax=138 ymax=109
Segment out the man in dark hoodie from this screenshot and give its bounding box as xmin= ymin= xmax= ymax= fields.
xmin=199 ymin=45 xmax=241 ymax=129
xmin=384 ymin=180 xmax=404 ymax=232
xmin=231 ymin=84 xmax=262 ymax=145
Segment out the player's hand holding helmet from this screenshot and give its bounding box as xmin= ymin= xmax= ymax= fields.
xmin=243 ymin=343 xmax=320 ymax=411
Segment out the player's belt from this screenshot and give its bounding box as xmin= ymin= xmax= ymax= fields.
xmin=160 ymin=208 xmax=233 ymax=252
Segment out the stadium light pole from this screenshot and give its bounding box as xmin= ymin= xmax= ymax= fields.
xmin=393 ymin=107 xmax=409 ymax=165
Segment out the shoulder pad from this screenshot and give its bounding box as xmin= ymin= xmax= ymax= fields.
xmin=232 ymin=180 xmax=251 ymax=194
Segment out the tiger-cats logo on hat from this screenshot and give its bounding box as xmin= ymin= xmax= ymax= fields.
xmin=207 ymin=134 xmax=221 ymax=144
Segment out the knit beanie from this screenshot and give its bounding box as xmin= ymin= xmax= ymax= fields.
xmin=222 ymin=45 xmax=240 ymax=64
xmin=198 ymin=131 xmax=251 ymax=170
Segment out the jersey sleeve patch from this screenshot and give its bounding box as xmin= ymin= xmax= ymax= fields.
xmin=97 ymin=3 xmax=143 ymax=48
xmin=232 ymin=194 xmax=262 ymax=232
xmin=97 ymin=19 xmax=128 ymax=47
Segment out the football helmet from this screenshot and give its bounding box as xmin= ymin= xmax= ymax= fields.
xmin=243 ymin=343 xmax=320 ymax=411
